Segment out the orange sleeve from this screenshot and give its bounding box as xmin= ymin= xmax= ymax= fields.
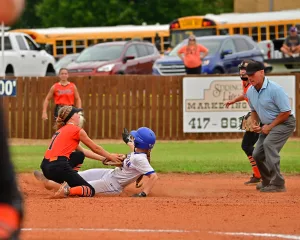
xmin=178 ymin=46 xmax=186 ymax=54
xmin=198 ymin=44 xmax=208 ymax=52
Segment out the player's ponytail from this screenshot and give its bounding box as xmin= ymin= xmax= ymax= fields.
xmin=53 ymin=106 xmax=72 ymax=131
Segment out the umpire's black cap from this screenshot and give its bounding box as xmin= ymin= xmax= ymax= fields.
xmin=246 ymin=61 xmax=265 ymax=75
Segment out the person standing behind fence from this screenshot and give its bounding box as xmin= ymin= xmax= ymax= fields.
xmin=245 ymin=61 xmax=296 ymax=192
xmin=42 ymin=68 xmax=82 ymax=120
xmin=177 ymin=35 xmax=208 ymax=74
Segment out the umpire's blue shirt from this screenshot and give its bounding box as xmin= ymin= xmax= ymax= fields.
xmin=246 ymin=77 xmax=292 ymax=125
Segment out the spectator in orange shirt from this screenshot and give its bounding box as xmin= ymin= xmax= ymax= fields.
xmin=177 ymin=35 xmax=209 ymax=74
xmin=42 ymin=68 xmax=82 ymax=120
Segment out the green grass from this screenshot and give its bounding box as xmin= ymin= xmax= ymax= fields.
xmin=11 ymin=140 xmax=300 ymax=174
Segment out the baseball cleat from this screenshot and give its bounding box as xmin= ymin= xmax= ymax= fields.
xmin=54 ymin=182 xmax=70 ymax=198
xmin=244 ymin=175 xmax=261 ymax=185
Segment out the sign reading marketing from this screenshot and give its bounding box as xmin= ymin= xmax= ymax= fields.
xmin=183 ymin=76 xmax=296 ymax=133
xmin=0 ymin=79 xmax=17 ymax=97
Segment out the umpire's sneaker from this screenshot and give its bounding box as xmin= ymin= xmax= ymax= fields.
xmin=54 ymin=182 xmax=70 ymax=198
xmin=260 ymin=184 xmax=286 ymax=193
xmin=244 ymin=175 xmax=261 ymax=185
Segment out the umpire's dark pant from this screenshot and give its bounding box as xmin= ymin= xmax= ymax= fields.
xmin=41 ymin=152 xmax=95 ymax=196
xmin=252 ymin=116 xmax=295 ymax=187
xmin=241 ymin=131 xmax=259 ymax=156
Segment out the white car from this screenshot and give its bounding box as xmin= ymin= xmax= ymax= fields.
xmin=0 ymin=32 xmax=56 ymax=77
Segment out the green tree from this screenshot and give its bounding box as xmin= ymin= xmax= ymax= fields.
xmin=36 ymin=0 xmax=140 ymax=27
xmin=35 ymin=0 xmax=233 ymax=27
xmin=12 ymin=0 xmax=42 ymax=28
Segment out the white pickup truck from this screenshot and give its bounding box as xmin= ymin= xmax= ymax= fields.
xmin=0 ymin=32 xmax=56 ymax=77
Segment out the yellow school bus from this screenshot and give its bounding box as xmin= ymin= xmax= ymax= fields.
xmin=169 ymin=10 xmax=300 ymax=47
xmin=10 ymin=24 xmax=170 ymax=58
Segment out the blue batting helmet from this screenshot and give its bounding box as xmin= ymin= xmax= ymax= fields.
xmin=130 ymin=127 xmax=156 ymax=150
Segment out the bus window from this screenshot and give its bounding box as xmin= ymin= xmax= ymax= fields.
xmin=243 ymin=28 xmax=249 ymax=35
xmin=76 ymin=40 xmax=85 ymax=53
xmin=260 ymin=27 xmax=266 ymax=41
xmin=66 ymin=40 xmax=73 ymax=54
xmin=278 ymin=25 xmax=285 ymax=38
xmin=115 ymin=38 xmax=123 ymax=41
xmin=88 ymin=40 xmax=94 ymax=46
xmin=233 ymin=27 xmax=240 ymax=34
xmin=106 ymin=38 xmax=113 ymax=42
xmin=269 ymin=26 xmax=276 ymax=40
xmin=252 ymin=27 xmax=258 ymax=41
xmin=96 ymin=39 xmax=104 ymax=43
xmin=218 ymin=29 xmax=229 ymax=35
xmin=143 ymin=37 xmax=152 ymax=43
xmin=163 ymin=36 xmax=169 ymax=51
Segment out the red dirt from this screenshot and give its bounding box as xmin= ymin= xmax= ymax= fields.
xmin=19 ymin=173 xmax=300 ymax=240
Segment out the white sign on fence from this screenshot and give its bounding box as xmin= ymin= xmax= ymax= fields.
xmin=183 ymin=76 xmax=296 ymax=133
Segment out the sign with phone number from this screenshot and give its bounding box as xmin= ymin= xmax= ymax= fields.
xmin=0 ymin=79 xmax=17 ymax=96
xmin=183 ymin=76 xmax=296 ymax=133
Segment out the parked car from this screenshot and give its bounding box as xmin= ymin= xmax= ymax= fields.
xmin=152 ymin=35 xmax=265 ymax=75
xmin=54 ymin=53 xmax=79 ymax=74
xmin=0 ymin=32 xmax=56 ymax=77
xmin=67 ymin=40 xmax=160 ymax=76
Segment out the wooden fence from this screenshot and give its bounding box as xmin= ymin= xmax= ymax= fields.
xmin=1 ymin=74 xmax=300 ymax=140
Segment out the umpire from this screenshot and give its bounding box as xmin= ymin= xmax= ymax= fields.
xmin=245 ymin=61 xmax=296 ymax=192
xmin=225 ymin=60 xmax=261 ymax=185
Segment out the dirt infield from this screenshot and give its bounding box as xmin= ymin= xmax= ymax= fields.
xmin=18 ymin=173 xmax=300 ymax=240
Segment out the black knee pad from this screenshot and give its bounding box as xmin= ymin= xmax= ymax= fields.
xmin=241 ymin=143 xmax=254 ymax=156
xmin=69 ymin=151 xmax=85 ymax=168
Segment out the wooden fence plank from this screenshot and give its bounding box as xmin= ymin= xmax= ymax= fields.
xmin=151 ymin=77 xmax=158 ymax=135
xmin=103 ymin=78 xmax=110 ymax=138
xmin=95 ymin=78 xmax=105 ymax=138
xmin=16 ymin=78 xmax=24 ymax=138
xmin=131 ymin=76 xmax=138 ymax=131
xmin=157 ymin=78 xmax=165 ymax=138
xmin=36 ymin=78 xmax=42 ymax=139
xmin=144 ymin=76 xmax=152 ymax=128
xmin=110 ymin=76 xmax=118 ymax=138
xmin=116 ymin=75 xmax=125 ymax=136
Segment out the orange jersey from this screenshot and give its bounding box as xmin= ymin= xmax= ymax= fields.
xmin=53 ymin=82 xmax=76 ymax=105
xmin=178 ymin=44 xmax=208 ymax=68
xmin=242 ymin=82 xmax=251 ymax=103
xmin=44 ymin=124 xmax=81 ymax=159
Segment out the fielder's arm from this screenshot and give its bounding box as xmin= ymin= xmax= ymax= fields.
xmin=225 ymin=94 xmax=245 ymax=108
xmin=76 ymin=145 xmax=106 ymax=162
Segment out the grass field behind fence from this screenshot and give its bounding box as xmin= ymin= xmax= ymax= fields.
xmin=11 ymin=140 xmax=300 ymax=174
